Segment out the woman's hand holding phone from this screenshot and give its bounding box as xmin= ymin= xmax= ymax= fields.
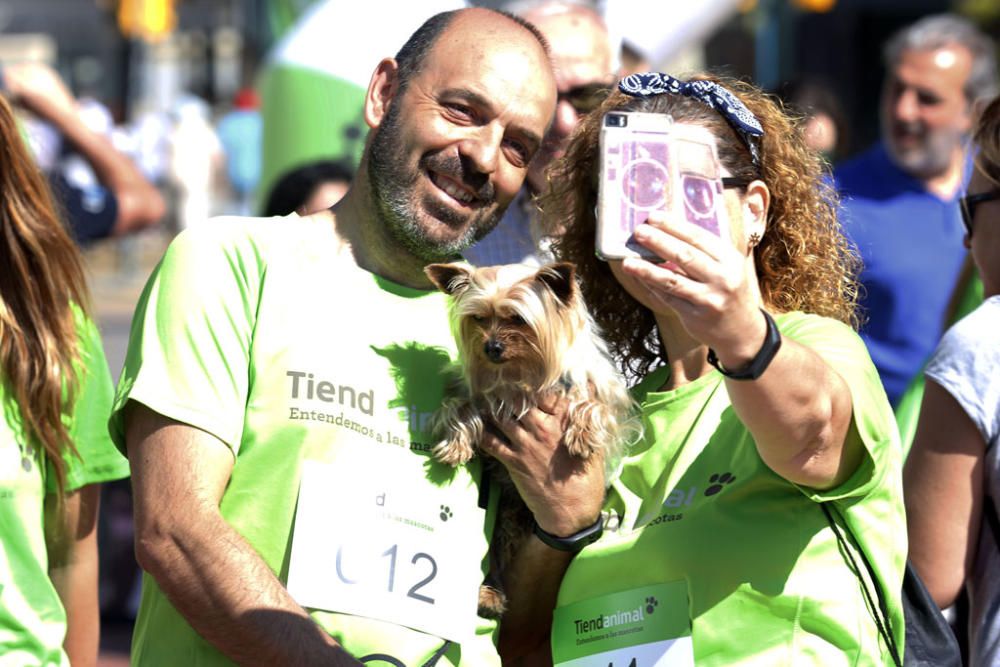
xmin=619 ymin=211 xmax=764 ymax=357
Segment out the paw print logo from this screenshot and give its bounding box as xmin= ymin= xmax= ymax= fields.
xmin=439 ymin=505 xmax=453 ymax=522
xmin=704 ymin=472 xmax=736 ymax=496
xmin=645 ymin=596 xmax=659 ymax=615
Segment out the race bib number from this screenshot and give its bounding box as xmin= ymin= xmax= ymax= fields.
xmin=552 ymin=582 xmax=694 ymax=666
xmin=287 ymin=449 xmax=485 ymax=644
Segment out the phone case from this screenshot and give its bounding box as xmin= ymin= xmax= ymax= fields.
xmin=596 ymin=112 xmax=728 ymax=261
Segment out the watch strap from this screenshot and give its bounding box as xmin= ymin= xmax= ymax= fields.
xmin=532 ymin=514 xmax=604 ymax=552
xmin=707 ymin=309 xmax=782 ymax=381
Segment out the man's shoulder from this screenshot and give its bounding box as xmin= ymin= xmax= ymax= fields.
xmin=833 ymin=144 xmax=893 ymax=194
xmin=170 ymin=213 xmax=334 ymax=258
xmin=153 ymin=213 xmax=351 ymax=293
xmin=834 ymin=144 xmax=929 ymax=214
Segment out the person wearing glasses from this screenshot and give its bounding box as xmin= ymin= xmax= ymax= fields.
xmin=905 ymin=93 xmax=1000 ymax=667
xmin=503 ymin=71 xmax=906 ymax=664
xmin=463 ymin=0 xmax=615 ymax=266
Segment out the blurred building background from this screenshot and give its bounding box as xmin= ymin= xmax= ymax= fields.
xmin=0 ymin=0 xmax=1000 ymax=157
xmin=2 ymin=0 xmax=998 ymax=163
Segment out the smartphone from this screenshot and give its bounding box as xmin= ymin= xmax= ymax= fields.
xmin=596 ymin=111 xmax=729 ymax=261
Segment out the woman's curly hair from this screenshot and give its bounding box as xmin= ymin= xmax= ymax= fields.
xmin=542 ymin=73 xmax=861 ymax=380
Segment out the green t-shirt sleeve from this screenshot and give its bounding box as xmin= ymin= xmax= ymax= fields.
xmin=56 ymin=309 xmax=130 ymax=493
xmin=777 ymin=312 xmax=900 ymax=503
xmin=109 ymin=225 xmax=262 ymax=455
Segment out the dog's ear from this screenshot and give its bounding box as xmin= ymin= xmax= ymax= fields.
xmin=536 ymin=262 xmax=577 ymax=305
xmin=425 ymin=263 xmax=473 ymax=296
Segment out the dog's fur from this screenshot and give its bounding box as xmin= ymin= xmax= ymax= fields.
xmin=424 ymin=261 xmax=639 ymax=618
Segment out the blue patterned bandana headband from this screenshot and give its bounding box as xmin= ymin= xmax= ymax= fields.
xmin=618 ymin=72 xmax=764 ymax=169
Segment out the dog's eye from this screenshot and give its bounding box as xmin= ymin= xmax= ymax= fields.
xmin=472 ymin=314 xmax=486 ymax=323
xmin=510 ymin=314 xmax=526 ymax=326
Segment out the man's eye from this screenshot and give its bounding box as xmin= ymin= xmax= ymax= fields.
xmin=444 ymin=103 xmax=473 ymax=120
xmin=503 ymin=139 xmax=530 ymax=167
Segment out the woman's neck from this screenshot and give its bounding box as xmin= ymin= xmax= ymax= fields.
xmin=653 ymin=312 xmax=714 ymax=391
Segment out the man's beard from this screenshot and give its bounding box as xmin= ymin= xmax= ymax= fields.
xmin=368 ymin=99 xmax=505 ymax=262
xmin=883 ymin=118 xmax=962 ymax=179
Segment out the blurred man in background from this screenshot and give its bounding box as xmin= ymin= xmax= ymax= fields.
xmin=463 ymin=0 xmax=615 ymax=266
xmin=834 ymin=14 xmax=998 ymax=407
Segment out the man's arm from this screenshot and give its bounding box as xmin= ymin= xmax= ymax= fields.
xmin=3 ymin=63 xmax=166 ymax=236
xmin=125 ymin=401 xmax=361 ymax=666
xmin=47 ymin=484 xmax=101 ymax=667
xmin=483 ymin=395 xmax=606 ymax=661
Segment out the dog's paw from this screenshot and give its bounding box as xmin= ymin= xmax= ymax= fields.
xmin=433 ymin=437 xmax=475 ymax=466
xmin=477 ymin=584 xmax=508 ymax=620
xmin=564 ymin=422 xmax=597 ymax=460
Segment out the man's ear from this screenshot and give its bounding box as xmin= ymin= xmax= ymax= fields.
xmin=743 ymin=179 xmax=770 ymax=254
xmin=425 ymin=263 xmax=474 ymax=296
xmin=364 ymin=58 xmax=400 ymax=130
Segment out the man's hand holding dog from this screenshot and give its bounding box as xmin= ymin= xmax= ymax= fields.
xmin=482 ymin=393 xmax=605 ymax=537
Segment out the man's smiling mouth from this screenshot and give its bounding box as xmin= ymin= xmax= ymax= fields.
xmin=429 ymin=170 xmax=477 ymax=206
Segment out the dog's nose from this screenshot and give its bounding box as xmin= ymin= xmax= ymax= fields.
xmin=484 ymin=339 xmax=504 ymax=362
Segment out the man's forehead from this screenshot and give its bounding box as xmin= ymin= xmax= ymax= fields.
xmin=894 ymin=45 xmax=973 ymax=89
xmin=416 ymin=14 xmax=556 ymax=118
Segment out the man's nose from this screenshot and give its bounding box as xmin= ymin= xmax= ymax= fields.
xmin=892 ymin=88 xmax=920 ymax=123
xmin=459 ymin=124 xmax=502 ymax=175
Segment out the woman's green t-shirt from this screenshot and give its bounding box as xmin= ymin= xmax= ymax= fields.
xmin=553 ymin=311 xmax=906 ymax=666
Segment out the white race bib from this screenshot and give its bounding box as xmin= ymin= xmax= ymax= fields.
xmin=287 ymin=446 xmax=485 ymax=644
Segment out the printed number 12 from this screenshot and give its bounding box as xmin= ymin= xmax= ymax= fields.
xmin=336 ymin=544 xmax=437 ymax=604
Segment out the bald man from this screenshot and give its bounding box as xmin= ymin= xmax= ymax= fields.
xmin=112 ymin=8 xmax=603 ymax=666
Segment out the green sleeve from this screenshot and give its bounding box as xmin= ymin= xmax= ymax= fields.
xmin=776 ymin=312 xmax=901 ymax=503
xmin=108 ymin=224 xmax=263 ymax=455
xmin=56 ymin=309 xmax=130 ymax=493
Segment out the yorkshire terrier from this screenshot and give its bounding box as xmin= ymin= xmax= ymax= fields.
xmin=424 ymin=261 xmax=639 ymax=618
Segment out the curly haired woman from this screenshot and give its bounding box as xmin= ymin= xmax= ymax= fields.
xmin=0 ymin=94 xmax=129 ymax=665
xmin=526 ymin=73 xmax=906 ymax=665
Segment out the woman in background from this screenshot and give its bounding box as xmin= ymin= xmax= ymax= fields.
xmin=0 ymin=94 xmax=129 ymax=665
xmin=905 ymin=94 xmax=1000 ymax=666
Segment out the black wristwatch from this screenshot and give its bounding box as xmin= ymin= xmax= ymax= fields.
xmin=707 ymin=309 xmax=782 ymax=381
xmin=532 ymin=515 xmax=604 ymax=552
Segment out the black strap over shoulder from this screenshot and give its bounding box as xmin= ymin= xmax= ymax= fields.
xmin=820 ymin=501 xmax=964 ymax=667
xmin=820 ymin=503 xmax=903 ymax=666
